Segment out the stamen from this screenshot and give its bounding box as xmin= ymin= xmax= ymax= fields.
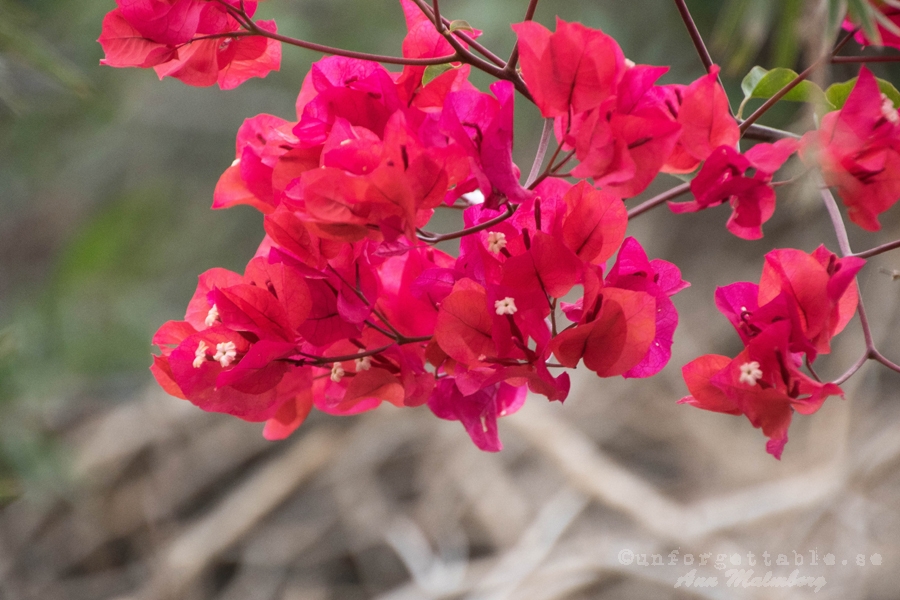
xmin=494 ymin=297 xmax=518 ymax=316
xmin=214 ymin=341 xmax=237 ymax=368
xmin=882 ymin=93 xmax=900 ymax=125
xmin=205 ymin=304 xmax=220 ymax=328
xmin=739 ymin=361 xmax=763 ymax=386
xmin=487 ymin=231 xmax=507 ymax=254
xmin=330 ymin=362 xmax=346 ymax=383
xmin=193 ymin=341 xmax=209 ymax=369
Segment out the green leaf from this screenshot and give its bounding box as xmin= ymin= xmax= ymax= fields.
xmin=825 ymin=76 xmax=900 ymax=110
xmin=448 ymin=19 xmax=475 ymax=33
xmin=740 ymin=66 xmax=828 ymax=105
xmin=422 ymin=63 xmax=457 ymax=86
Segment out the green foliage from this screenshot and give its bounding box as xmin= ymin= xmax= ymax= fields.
xmin=422 ymin=62 xmax=459 ymax=85
xmin=825 ymin=74 xmax=900 ymax=109
xmin=738 ymin=66 xmax=831 ymax=118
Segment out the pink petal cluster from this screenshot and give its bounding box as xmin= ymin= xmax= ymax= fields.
xmin=98 ymin=0 xmax=280 ymax=89
xmin=669 ymin=138 xmax=799 ymax=239
xmin=512 ymin=20 xmax=739 ymax=198
xmin=680 ymin=247 xmax=864 ymax=458
xmin=802 ymin=67 xmax=900 ymax=231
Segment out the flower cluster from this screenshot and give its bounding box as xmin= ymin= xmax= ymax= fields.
xmin=98 ymin=0 xmax=900 ymax=459
xmin=144 ymin=3 xmax=693 ymax=451
xmin=679 ymin=247 xmax=865 ymax=458
xmin=98 ymin=0 xmax=280 ymax=89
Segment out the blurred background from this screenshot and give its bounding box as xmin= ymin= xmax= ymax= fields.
xmin=3 ymin=0 xmax=900 ymax=598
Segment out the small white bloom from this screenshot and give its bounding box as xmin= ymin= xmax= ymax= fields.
xmin=193 ymin=341 xmax=209 ymax=369
xmin=494 ymin=296 xmax=518 ymax=316
xmin=355 ymin=356 xmax=372 ymax=371
xmin=624 ymin=58 xmax=636 ymax=69
xmin=204 ymin=304 xmax=220 ymax=328
xmin=214 ymin=341 xmax=237 ymax=368
xmin=882 ymin=93 xmax=900 ymax=125
xmin=331 ymin=362 xmax=346 ymax=383
xmin=231 ymin=158 xmax=241 ymax=167
xmin=739 ymin=361 xmax=763 ymax=386
xmin=487 ymin=231 xmax=507 ymax=254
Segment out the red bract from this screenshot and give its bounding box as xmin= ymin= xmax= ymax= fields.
xmin=663 ymin=66 xmax=740 ymax=174
xmin=558 ymin=181 xmax=627 ymax=265
xmin=714 ymin=247 xmax=862 ymax=362
xmin=758 ymin=247 xmax=864 ymax=358
xmin=680 ymin=321 xmax=844 ymax=459
xmin=153 ymin=20 xmax=281 ymax=89
xmin=396 ymin=0 xmax=475 ymax=109
xmin=604 ymin=237 xmax=689 ymax=377
xmin=428 ymin=379 xmax=526 ymax=452
xmin=98 ymin=1 xmax=280 ymax=89
xmin=512 ymin=18 xmax=625 ymax=118
xmin=559 ymin=65 xmax=682 ymax=197
xmin=802 ymin=67 xmax=900 ymax=230
xmin=669 ymin=138 xmax=799 ymax=239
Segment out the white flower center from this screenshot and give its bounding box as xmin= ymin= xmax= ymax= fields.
xmin=231 ymin=158 xmax=241 ymax=167
xmin=494 ymin=296 xmax=518 ymax=316
xmin=355 ymin=356 xmax=372 ymax=371
xmin=487 ymin=231 xmax=507 ymax=254
xmin=739 ymin=361 xmax=763 ymax=386
xmin=193 ymin=341 xmax=209 ymax=369
xmin=205 ymin=304 xmax=220 ymax=328
xmin=214 ymin=341 xmax=237 ymax=368
xmin=882 ymin=93 xmax=900 ymax=125
xmin=624 ymin=58 xmax=636 ymax=69
xmin=331 ymin=362 xmax=346 ymax=383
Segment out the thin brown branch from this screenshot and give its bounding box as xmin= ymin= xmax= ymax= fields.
xmin=741 ymin=28 xmax=858 ymax=134
xmin=672 ymin=0 xmax=715 ymax=73
xmin=417 ymin=203 xmax=517 ymax=244
xmin=853 ymin=238 xmax=900 ymax=259
xmin=627 ymin=182 xmax=692 ymax=219
xmin=504 ymin=0 xmax=541 ymax=75
xmin=238 ymin=14 xmax=458 ymax=65
xmin=832 ymin=55 xmax=900 ymax=63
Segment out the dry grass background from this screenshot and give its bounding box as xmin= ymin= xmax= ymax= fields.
xmin=3 ymin=199 xmax=900 ymax=600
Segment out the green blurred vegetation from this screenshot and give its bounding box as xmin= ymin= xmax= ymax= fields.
xmin=0 ymin=0 xmax=882 ymax=496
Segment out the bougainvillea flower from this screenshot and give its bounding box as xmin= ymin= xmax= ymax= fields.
xmin=439 ymin=82 xmax=532 ymax=206
xmin=567 ymin=98 xmax=682 ymax=197
xmin=669 ymin=138 xmax=799 ymax=239
xmin=758 ymin=247 xmax=864 ymax=357
xmin=428 ymin=378 xmax=526 ymax=451
xmin=550 ymin=265 xmax=658 ymax=377
xmin=98 ymin=10 xmax=177 ymax=68
xmin=802 ymin=67 xmax=900 ymax=231
xmin=605 ymin=237 xmax=689 ymax=377
xmin=213 ymin=114 xmax=304 ymax=213
xmin=99 ymin=2 xmax=280 ymax=89
xmin=680 ymin=321 xmax=844 ymax=459
xmin=663 ymin=66 xmax=740 ymax=174
xmin=713 ymin=246 xmax=863 ymax=361
xmin=395 ymin=0 xmax=475 ymax=109
xmin=152 ymin=20 xmax=281 ymax=89
xmin=558 ymin=181 xmax=628 ymax=265
xmin=511 ymin=18 xmax=626 ymax=118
